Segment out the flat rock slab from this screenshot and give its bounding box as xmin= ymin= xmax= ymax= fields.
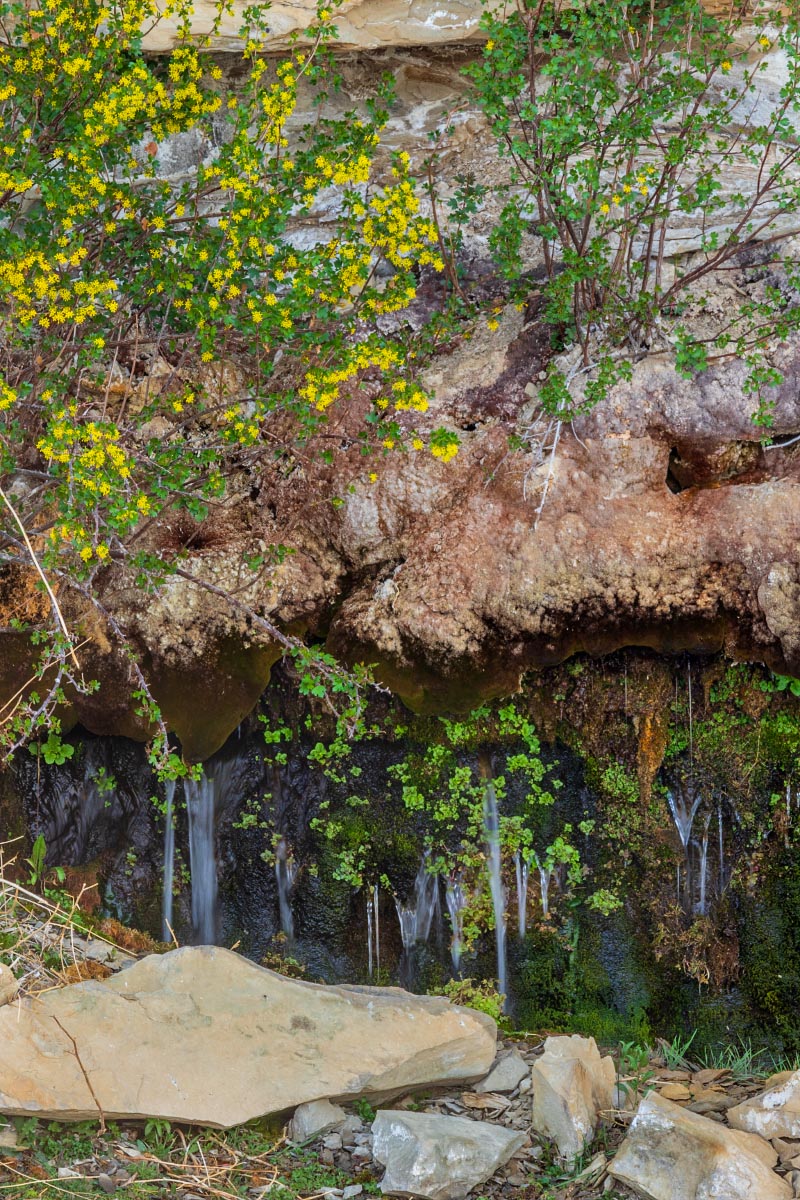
xmin=373 ymin=1110 xmax=526 ymax=1200
xmin=0 ymin=946 xmax=496 ymax=1128
xmin=609 ymin=1091 xmax=792 ymax=1200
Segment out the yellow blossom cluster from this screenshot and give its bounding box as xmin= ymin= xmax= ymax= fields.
xmin=600 ymin=162 xmax=659 ymax=213
xmin=390 ymin=380 xmax=428 ymax=413
xmin=300 ymin=343 xmax=402 ymax=412
xmin=362 ymin=179 xmax=444 ymax=273
xmin=431 ymin=439 xmax=459 ymax=463
xmin=0 ymin=379 xmax=16 ymax=412
xmin=37 ymin=414 xmax=133 ymax=493
xmin=0 ymin=251 xmax=117 ymax=328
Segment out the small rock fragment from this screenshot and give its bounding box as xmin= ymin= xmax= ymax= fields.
xmin=372 ymin=1110 xmax=526 ymax=1200
xmin=729 ymin=1071 xmax=800 ymax=1140
xmin=289 ymin=1100 xmax=347 ymax=1143
xmin=0 ymin=1125 xmax=17 ymax=1148
xmin=531 ymin=1035 xmax=615 ymax=1160
xmin=475 ymin=1051 xmax=529 ymax=1095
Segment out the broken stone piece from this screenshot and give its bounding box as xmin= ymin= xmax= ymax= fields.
xmin=373 ymin=1110 xmax=526 ymax=1200
xmin=531 ymin=1035 xmax=615 ymax=1160
xmin=475 ymin=1051 xmax=529 ymax=1095
xmin=609 ymin=1091 xmax=791 ymax=1200
xmin=729 ymin=1071 xmax=800 ymax=1140
xmin=289 ymin=1099 xmax=347 ymax=1142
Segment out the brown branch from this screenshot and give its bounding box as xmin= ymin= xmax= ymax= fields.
xmin=51 ymin=1016 xmax=106 ymax=1133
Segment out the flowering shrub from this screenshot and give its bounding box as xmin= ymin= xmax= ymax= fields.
xmin=469 ymin=0 xmax=800 ymax=421
xmin=0 ymin=0 xmax=457 ymax=759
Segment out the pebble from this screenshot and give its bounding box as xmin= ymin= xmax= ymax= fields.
xmin=505 ymin=1174 xmax=527 ymax=1187
xmin=319 ymin=1149 xmax=335 ymax=1166
xmin=342 ymin=1186 xmax=363 ymax=1199
xmin=322 ymin=1133 xmax=343 ymax=1151
xmin=95 ymin=1175 xmax=117 ymax=1194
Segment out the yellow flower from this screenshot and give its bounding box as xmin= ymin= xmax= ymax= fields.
xmin=412 ymin=438 xmax=423 ymax=450
xmin=487 ymin=319 xmax=499 ymax=331
xmin=369 ymin=472 xmax=378 ymax=482
xmin=759 ymin=36 xmax=770 ymax=49
xmin=96 ymin=543 xmax=109 ymax=560
xmin=721 ymin=60 xmax=732 ymax=72
xmin=599 ymin=202 xmax=610 ymax=215
xmin=79 ymin=545 xmax=93 ymax=562
xmin=612 ymin=194 xmax=621 ymax=205
xmin=485 ymin=39 xmax=494 ymax=50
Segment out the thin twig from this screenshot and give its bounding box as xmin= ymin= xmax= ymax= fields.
xmin=0 ymin=487 xmax=80 ymax=671
xmin=51 ymin=1016 xmax=106 ymax=1132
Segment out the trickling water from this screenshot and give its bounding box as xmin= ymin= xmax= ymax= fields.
xmin=445 ymin=875 xmax=467 ymax=973
xmin=373 ymin=883 xmax=380 ymax=975
xmin=697 ymin=812 xmax=712 ymax=916
xmin=535 ymin=853 xmax=552 ymax=917
xmin=667 ymin=780 xmax=702 ymax=909
xmin=718 ymin=802 xmax=725 ymax=896
xmin=514 ymin=851 xmax=530 ymax=937
xmin=367 ymin=886 xmax=381 ymax=978
xmin=161 ymin=779 xmax=176 ymax=943
xmin=393 ymin=855 xmax=439 ymax=949
xmin=483 ymin=781 xmax=507 ymax=1006
xmin=367 ymin=892 xmax=374 ymax=976
xmin=667 ymin=784 xmax=702 ymax=851
xmin=185 ymin=771 xmax=219 ymax=945
xmin=274 ymin=837 xmax=297 ymax=939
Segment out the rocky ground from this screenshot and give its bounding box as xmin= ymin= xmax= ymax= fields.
xmin=1 ymin=1033 xmax=798 ymax=1200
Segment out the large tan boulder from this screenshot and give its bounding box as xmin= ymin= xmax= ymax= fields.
xmin=530 ymin=1035 xmax=615 ymax=1160
xmin=729 ymin=1071 xmax=800 ymax=1140
xmin=609 ymin=1091 xmax=792 ymax=1200
xmin=0 ymin=946 xmax=496 ymax=1127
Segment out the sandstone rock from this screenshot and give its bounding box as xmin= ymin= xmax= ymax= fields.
xmin=729 ymin=1071 xmax=800 ymax=1140
xmin=475 ymin=1051 xmax=529 ymax=1094
xmin=0 ymin=964 xmax=18 ymax=1007
xmin=0 ymin=946 xmax=496 ymax=1127
xmin=290 ymin=1099 xmax=347 ymax=1142
xmin=609 ymin=1091 xmax=791 ymax=1200
xmin=531 ymin=1035 xmax=615 ymax=1161
xmin=142 ymin=0 xmax=484 ymax=53
xmin=372 ymin=1110 xmax=526 ymax=1200
xmin=659 ymin=1083 xmax=692 ymax=1101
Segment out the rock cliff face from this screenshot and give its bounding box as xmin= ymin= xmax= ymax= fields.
xmin=2 ymin=17 xmax=800 ymax=760
xmin=17 ymin=307 xmax=794 ymax=758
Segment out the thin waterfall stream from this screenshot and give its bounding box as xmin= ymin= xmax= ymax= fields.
xmin=161 ymin=780 xmax=176 ymax=942
xmin=185 ymin=766 xmax=228 ymax=945
xmin=274 ymin=837 xmax=297 ymax=939
xmin=483 ymin=779 xmax=507 ymax=1007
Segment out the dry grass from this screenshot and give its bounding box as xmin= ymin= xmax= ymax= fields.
xmin=0 ymin=840 xmax=136 ymax=998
